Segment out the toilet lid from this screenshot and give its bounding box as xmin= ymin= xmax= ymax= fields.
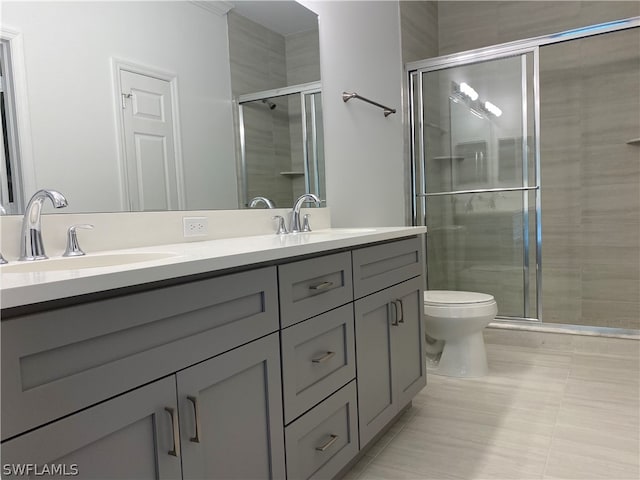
xmin=424 ymin=290 xmax=495 ymax=306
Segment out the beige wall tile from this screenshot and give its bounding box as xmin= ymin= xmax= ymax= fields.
xmin=400 ymin=1 xmax=439 ymax=63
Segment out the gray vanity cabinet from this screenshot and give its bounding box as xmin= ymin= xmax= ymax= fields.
xmin=177 ymin=333 xmax=286 ymax=480
xmin=2 ymin=335 xmax=286 ymax=480
xmin=354 ymin=277 xmax=426 ymax=449
xmin=0 ymin=376 xmax=182 ymax=479
xmin=1 ymin=234 xmax=427 ymax=480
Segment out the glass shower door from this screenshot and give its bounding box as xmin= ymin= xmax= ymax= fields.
xmin=412 ymin=52 xmax=540 ymax=320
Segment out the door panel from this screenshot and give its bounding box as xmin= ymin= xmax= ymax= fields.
xmin=120 ymin=69 xmax=182 ymax=211
xmin=1 ymin=376 xmax=181 ymax=479
xmin=177 ymin=333 xmax=286 ymax=480
xmin=389 ymin=278 xmax=426 ymax=408
xmin=414 ymin=51 xmax=539 ymax=321
xmin=354 ymin=290 xmax=395 ymax=448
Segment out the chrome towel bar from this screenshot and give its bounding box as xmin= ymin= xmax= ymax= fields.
xmin=342 ymin=91 xmax=396 ymax=117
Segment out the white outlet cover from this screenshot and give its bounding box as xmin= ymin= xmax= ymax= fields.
xmin=183 ymin=217 xmax=209 ymax=237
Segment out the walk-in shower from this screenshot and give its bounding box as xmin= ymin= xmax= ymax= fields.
xmin=237 ymin=82 xmax=325 ymax=209
xmin=409 ymin=17 xmax=640 ymax=335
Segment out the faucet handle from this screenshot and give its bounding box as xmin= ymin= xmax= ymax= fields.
xmin=63 ymin=224 xmax=94 ymax=257
xmin=273 ymin=215 xmax=288 ymax=235
xmin=302 ymin=214 xmax=312 ymax=232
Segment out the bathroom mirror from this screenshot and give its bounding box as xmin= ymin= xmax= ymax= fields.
xmin=0 ymin=0 xmax=322 ymax=214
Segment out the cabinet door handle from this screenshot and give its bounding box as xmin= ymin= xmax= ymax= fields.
xmin=309 ymin=281 xmax=334 ymax=291
xmin=187 ymin=396 xmax=202 ymax=443
xmin=388 ymin=301 xmax=399 ymax=326
xmin=165 ymin=407 xmax=181 ymax=457
xmin=395 ymin=299 xmax=404 ymax=324
xmin=315 ymin=434 xmax=339 ymax=452
xmin=312 ymin=351 xmax=336 ymax=364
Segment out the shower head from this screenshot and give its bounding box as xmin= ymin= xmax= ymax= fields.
xmin=262 ymin=99 xmax=276 ymax=110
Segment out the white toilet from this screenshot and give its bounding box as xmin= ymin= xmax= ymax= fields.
xmin=423 ymin=290 xmax=497 ymax=378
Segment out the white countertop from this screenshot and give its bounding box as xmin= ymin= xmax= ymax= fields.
xmin=0 ymin=227 xmax=425 ymax=310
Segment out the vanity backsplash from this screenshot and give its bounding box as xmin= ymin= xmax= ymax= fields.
xmin=0 ymin=208 xmax=332 ymax=261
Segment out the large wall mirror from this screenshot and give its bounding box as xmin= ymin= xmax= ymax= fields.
xmin=0 ymin=0 xmax=322 ymax=214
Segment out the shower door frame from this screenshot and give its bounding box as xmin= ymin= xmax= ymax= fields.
xmin=407 ymin=16 xmax=640 ymax=324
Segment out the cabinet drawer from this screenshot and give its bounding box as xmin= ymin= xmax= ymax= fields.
xmin=281 ymin=304 xmax=356 ymax=424
xmin=1 ymin=267 xmax=278 ymax=441
xmin=285 ymin=381 xmax=359 ymax=480
xmin=278 ymin=252 xmax=353 ymax=327
xmin=352 ymin=236 xmax=423 ymax=299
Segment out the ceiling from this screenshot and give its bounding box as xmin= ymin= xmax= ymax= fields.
xmin=228 ymin=1 xmax=318 ymax=36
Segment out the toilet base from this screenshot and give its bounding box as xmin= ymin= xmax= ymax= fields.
xmin=428 ymin=331 xmax=488 ymax=378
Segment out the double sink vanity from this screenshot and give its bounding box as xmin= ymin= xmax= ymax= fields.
xmin=1 ymin=214 xmax=426 ymax=479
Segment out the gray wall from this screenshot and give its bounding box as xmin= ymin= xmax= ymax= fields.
xmin=539 ymin=28 xmax=640 ymax=330
xmin=437 ymin=1 xmax=639 ymax=55
xmin=400 ymin=1 xmax=439 ymax=63
xmin=301 ymin=0 xmax=407 ymax=228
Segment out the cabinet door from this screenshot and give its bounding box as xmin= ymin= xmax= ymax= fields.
xmin=177 ymin=333 xmax=286 ymax=480
xmin=388 ymin=277 xmax=426 ymax=409
xmin=0 ymin=376 xmax=182 ymax=479
xmin=354 ymin=277 xmax=426 ymax=449
xmin=354 ymin=288 xmax=396 ymax=449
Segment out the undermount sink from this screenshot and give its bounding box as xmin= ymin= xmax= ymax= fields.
xmin=0 ymin=252 xmax=177 ymax=274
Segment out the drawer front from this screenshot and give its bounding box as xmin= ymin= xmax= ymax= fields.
xmin=285 ymin=381 xmax=359 ymax=480
xmin=1 ymin=267 xmax=278 ymax=441
xmin=352 ymin=236 xmax=423 ymax=299
xmin=279 ymin=252 xmax=353 ymax=327
xmin=281 ymin=304 xmax=356 ymax=424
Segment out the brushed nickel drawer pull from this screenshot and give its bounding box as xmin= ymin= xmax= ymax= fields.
xmin=309 ymin=281 xmax=334 ymax=291
xmin=312 ymin=351 xmax=336 ymax=364
xmin=388 ymin=301 xmax=399 ymax=326
xmin=187 ymin=396 xmax=202 ymax=443
xmin=394 ymin=299 xmax=405 ymax=324
xmin=165 ymin=407 xmax=181 ymax=457
xmin=315 ymin=434 xmax=339 ymax=452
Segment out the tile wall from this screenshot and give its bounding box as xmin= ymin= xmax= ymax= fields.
xmin=540 ymin=28 xmax=640 ymax=329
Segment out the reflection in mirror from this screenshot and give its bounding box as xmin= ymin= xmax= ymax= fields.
xmin=0 ymin=0 xmax=321 ymax=214
xmin=227 ymin=1 xmax=323 ymax=210
xmin=238 ymin=83 xmax=325 ymax=208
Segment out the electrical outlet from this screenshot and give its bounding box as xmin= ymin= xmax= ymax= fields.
xmin=183 ymin=217 xmax=208 ymax=237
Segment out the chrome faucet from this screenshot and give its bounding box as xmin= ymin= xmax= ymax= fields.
xmin=19 ymin=189 xmax=68 ymax=261
xmin=290 ymin=193 xmax=320 ymax=233
xmin=249 ymin=196 xmax=275 ymax=209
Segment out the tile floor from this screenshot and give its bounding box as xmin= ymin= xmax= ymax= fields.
xmin=344 ymin=332 xmax=640 ymax=480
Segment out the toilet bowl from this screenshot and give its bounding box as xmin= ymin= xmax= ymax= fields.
xmin=423 ymin=290 xmax=497 ymax=378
